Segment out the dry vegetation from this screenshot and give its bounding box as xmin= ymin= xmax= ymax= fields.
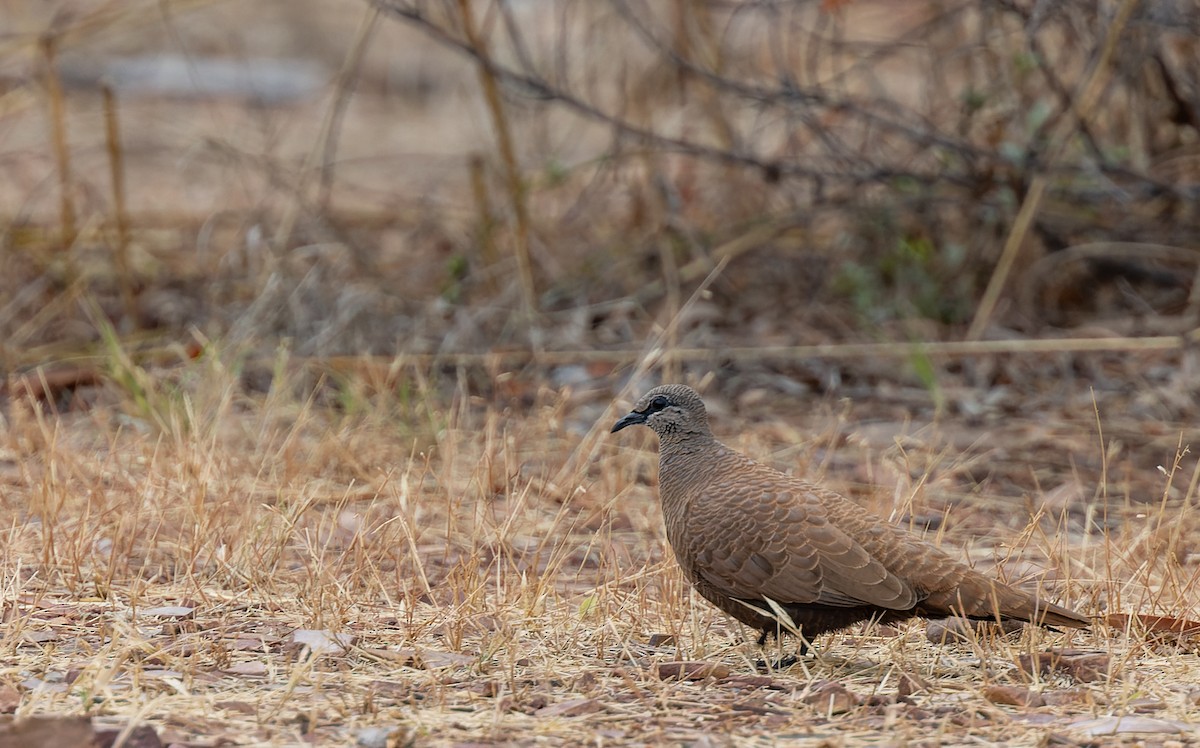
xmin=3 ymin=0 xmax=1200 ymax=745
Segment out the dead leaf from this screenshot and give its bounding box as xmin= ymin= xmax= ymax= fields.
xmin=469 ymin=680 xmax=500 ymax=697
xmin=228 ymin=637 xmax=274 ymax=652
xmin=19 ymin=678 xmax=66 ymax=694
xmin=0 ymin=686 xmax=17 ymax=715
xmin=1041 ymin=689 xmax=1093 ymax=707
xmin=1128 ymin=697 xmax=1166 ymax=713
xmin=93 ymin=724 xmax=163 ymax=748
xmin=524 ymin=693 xmax=550 ymax=712
xmin=222 ymin=661 xmax=268 ymax=677
xmin=288 ymin=629 xmax=355 ymax=655
xmin=820 ymin=0 xmax=854 ymax=13
xmin=366 ymin=647 xmax=476 ymax=669
xmin=1069 ymin=716 xmax=1195 ymax=737
xmin=534 ymin=698 xmax=602 ymax=718
xmin=803 ymin=681 xmax=861 ymax=714
xmin=984 ymin=684 xmax=1045 ymax=707
xmin=646 ymin=633 xmax=676 ymax=647
xmin=926 ymin=617 xmax=1024 ymax=644
xmin=141 ymin=606 xmax=195 ymax=619
xmin=722 ymin=674 xmax=781 ymax=690
xmin=1059 ymin=654 xmax=1111 ymax=683
xmin=897 ymin=673 xmax=927 ymax=698
xmin=732 ymin=697 xmax=786 ymax=715
xmin=1105 ymin=612 xmax=1200 ymax=636
xmin=19 ymin=630 xmax=58 ymax=644
xmin=652 ymin=661 xmax=730 ymax=681
xmin=356 ymin=725 xmax=415 ymax=748
xmin=0 ymin=715 xmax=94 ymax=748
xmin=215 ymin=701 xmax=257 ymax=715
xmin=5 ymin=368 xmax=100 ymax=403
xmin=1017 ymin=650 xmax=1111 ymax=683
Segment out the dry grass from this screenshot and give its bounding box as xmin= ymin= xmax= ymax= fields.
xmin=4 ymin=0 xmax=1200 ymax=744
xmin=3 ymin=355 xmax=1200 ymax=746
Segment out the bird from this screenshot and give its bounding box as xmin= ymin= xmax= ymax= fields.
xmin=611 ymin=383 xmax=1089 ymax=655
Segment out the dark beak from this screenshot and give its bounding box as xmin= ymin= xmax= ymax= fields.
xmin=611 ymin=410 xmax=647 ymax=433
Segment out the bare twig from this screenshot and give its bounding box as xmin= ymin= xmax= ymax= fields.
xmin=966 ymin=0 xmax=1144 ymax=340
xmin=102 ymin=84 xmax=136 ymax=325
xmin=306 ymin=331 xmax=1200 ymax=374
xmin=456 ymin=0 xmax=539 ymax=335
xmin=274 ymin=3 xmax=381 ymax=251
xmin=41 ymin=34 xmax=75 ymax=250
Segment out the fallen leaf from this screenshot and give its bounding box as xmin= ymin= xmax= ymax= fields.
xmin=0 ymin=687 xmax=16 ymax=715
xmin=141 ymin=606 xmax=195 ymax=619
xmin=1105 ymin=613 xmax=1200 ymax=636
xmin=534 ymin=698 xmax=602 ymax=718
xmin=646 ymin=633 xmax=676 ymax=647
xmin=356 ymin=725 xmax=415 ymax=748
xmin=368 ymin=680 xmax=415 ymax=700
xmin=19 ymin=630 xmax=58 ymax=644
xmin=984 ymin=684 xmax=1045 ymax=708
xmin=1128 ymin=697 xmax=1166 ymax=713
xmin=524 ymin=693 xmax=550 ymax=712
xmin=803 ymin=681 xmax=861 ymax=714
xmin=93 ymin=723 xmax=163 ymax=748
xmin=5 ymin=368 xmax=100 ymax=403
xmin=228 ymin=637 xmax=274 ymax=652
xmin=897 ymin=673 xmax=927 ymax=698
xmin=1041 ymin=688 xmax=1092 ymax=707
xmin=926 ymin=617 xmax=1024 ymax=644
xmin=1058 ymin=653 xmax=1111 ymax=683
xmin=1017 ymin=649 xmax=1111 ymax=683
xmin=1069 ymin=716 xmax=1195 ymax=737
xmin=288 ymin=629 xmax=355 ymax=655
xmin=19 ymin=678 xmax=67 ymax=694
xmin=821 ymin=0 xmax=854 ymax=12
xmin=366 ymin=647 xmax=476 ymax=669
xmin=722 ymin=674 xmax=781 ymax=690
xmin=732 ymin=697 xmax=786 ymax=715
xmin=653 ymin=661 xmax=730 ymax=681
xmin=0 ymin=716 xmax=94 ymax=748
xmin=469 ymin=680 xmax=500 ymax=697
xmin=572 ymin=671 xmax=597 ymax=691
xmin=222 ymin=662 xmax=268 ymax=677
xmin=215 ymin=701 xmax=257 ymax=715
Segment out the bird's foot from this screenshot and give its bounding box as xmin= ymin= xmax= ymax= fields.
xmin=755 ymin=654 xmax=799 ymax=672
xmin=754 ymin=628 xmax=808 ymax=671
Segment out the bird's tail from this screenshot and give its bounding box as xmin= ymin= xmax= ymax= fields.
xmin=925 ymin=572 xmax=1090 ymax=629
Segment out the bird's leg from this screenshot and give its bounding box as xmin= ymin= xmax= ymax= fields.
xmin=754 ymin=628 xmax=801 ymax=671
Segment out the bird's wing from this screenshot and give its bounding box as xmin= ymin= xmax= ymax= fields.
xmin=685 ymin=470 xmax=918 ymax=611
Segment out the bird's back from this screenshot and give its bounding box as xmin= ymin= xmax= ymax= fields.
xmin=660 ymin=441 xmax=1088 ymax=633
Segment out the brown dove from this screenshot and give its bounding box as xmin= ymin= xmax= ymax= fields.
xmin=611 ymin=384 xmax=1089 ymax=652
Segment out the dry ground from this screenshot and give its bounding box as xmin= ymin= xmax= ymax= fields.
xmin=4 ymin=0 xmax=1200 ymax=745
xmin=3 ymin=361 xmax=1200 ymax=746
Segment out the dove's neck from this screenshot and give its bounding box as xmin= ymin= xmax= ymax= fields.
xmin=656 ymin=434 xmax=730 ymax=507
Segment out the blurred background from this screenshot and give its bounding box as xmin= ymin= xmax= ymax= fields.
xmin=7 ymin=5 xmax=1200 ymax=742
xmin=2 ymin=0 xmax=1200 ymax=411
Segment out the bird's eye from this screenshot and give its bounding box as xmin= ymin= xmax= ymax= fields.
xmin=648 ymin=395 xmax=671 ymax=412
